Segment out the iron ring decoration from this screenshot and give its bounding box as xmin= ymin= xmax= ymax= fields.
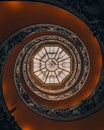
xmin=15 ymin=34 xmax=90 ymax=101
xmin=24 ymin=35 xmax=80 ymax=94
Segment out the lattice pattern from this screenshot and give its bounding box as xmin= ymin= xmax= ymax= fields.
xmin=33 ymin=46 xmax=71 ymax=84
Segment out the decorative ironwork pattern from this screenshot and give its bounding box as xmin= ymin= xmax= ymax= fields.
xmin=14 ymin=27 xmax=90 ymax=102
xmin=0 ymin=1 xmax=104 ymax=129
xmin=25 ymin=35 xmax=79 ymax=94
xmin=14 ymin=25 xmax=90 ymax=110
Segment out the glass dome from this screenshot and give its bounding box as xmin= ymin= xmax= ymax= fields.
xmin=33 ymin=46 xmax=71 ymax=84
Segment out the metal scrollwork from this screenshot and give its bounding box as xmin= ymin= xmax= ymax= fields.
xmin=0 ymin=0 xmax=104 ymax=129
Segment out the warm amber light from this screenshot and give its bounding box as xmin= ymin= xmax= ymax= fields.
xmin=5 ymin=1 xmax=22 ymax=9
xmin=22 ymin=127 xmax=31 ymax=130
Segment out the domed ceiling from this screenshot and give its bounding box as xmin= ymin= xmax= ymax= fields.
xmin=0 ymin=1 xmax=104 ymax=130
